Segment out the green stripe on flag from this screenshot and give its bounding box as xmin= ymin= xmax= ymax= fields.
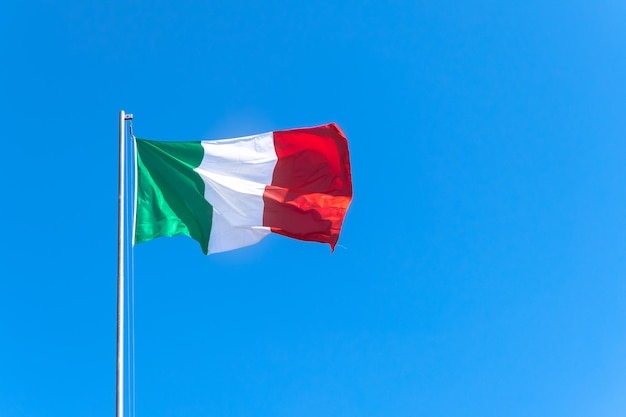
xmin=134 ymin=138 xmax=213 ymax=254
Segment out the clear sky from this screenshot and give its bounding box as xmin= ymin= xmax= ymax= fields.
xmin=1 ymin=1 xmax=626 ymax=416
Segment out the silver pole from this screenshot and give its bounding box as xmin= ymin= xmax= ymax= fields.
xmin=117 ymin=110 xmax=126 ymax=417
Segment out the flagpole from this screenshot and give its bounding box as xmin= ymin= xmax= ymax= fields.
xmin=117 ymin=110 xmax=132 ymax=417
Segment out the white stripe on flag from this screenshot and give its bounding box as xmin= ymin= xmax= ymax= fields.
xmin=194 ymin=132 xmax=277 ymax=253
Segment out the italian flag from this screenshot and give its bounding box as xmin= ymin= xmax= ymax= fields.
xmin=134 ymin=123 xmax=353 ymax=254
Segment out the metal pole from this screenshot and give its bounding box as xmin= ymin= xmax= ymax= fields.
xmin=117 ymin=110 xmax=126 ymax=417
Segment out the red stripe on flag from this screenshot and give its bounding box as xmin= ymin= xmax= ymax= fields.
xmin=262 ymin=123 xmax=353 ymax=249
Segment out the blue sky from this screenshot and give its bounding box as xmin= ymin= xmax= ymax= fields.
xmin=2 ymin=1 xmax=626 ymax=416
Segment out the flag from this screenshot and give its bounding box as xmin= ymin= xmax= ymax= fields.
xmin=133 ymin=123 xmax=353 ymax=254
